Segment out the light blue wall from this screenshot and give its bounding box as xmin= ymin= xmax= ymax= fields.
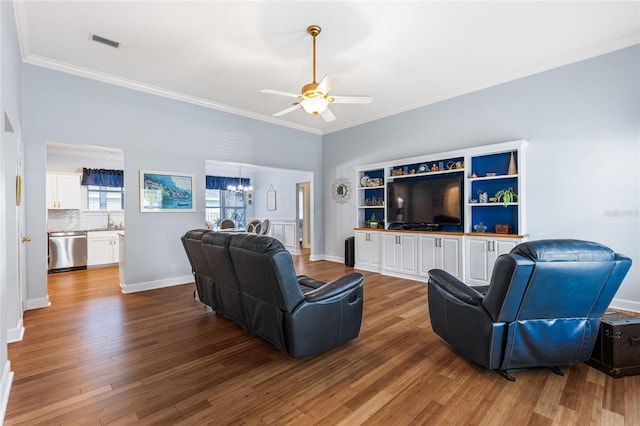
xmin=323 ymin=45 xmax=640 ymax=309
xmin=22 ymin=65 xmax=323 ymax=301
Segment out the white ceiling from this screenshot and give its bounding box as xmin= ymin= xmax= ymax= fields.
xmin=14 ymin=1 xmax=640 ymax=135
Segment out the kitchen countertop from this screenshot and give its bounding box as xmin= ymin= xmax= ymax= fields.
xmin=48 ymin=228 xmax=125 ymax=233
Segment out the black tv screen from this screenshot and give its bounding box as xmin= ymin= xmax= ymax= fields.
xmin=387 ymin=174 xmax=463 ymax=226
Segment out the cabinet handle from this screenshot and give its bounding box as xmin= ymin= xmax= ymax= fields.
xmin=492 ymin=241 xmax=496 ymax=252
xmin=487 ymin=241 xmax=491 ymax=251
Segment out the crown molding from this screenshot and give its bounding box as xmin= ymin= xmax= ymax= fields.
xmin=22 ymin=54 xmax=324 ymax=136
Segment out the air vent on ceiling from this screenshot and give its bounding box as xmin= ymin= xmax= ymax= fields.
xmin=90 ymin=33 xmax=120 ymax=48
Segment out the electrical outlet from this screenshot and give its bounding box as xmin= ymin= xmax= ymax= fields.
xmin=169 ymin=264 xmax=176 ymax=272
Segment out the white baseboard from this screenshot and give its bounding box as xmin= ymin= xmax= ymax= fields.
xmin=0 ymin=361 xmax=14 ymax=424
xmin=322 ymin=255 xmax=344 ymax=264
xmin=7 ymin=319 xmax=24 ymax=343
xmin=121 ymin=274 xmax=193 ymax=294
xmin=24 ymin=296 xmax=51 ymax=310
xmin=609 ymin=297 xmax=640 ymax=313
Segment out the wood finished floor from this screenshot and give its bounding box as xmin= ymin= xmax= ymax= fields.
xmin=6 ymin=257 xmax=640 ymax=425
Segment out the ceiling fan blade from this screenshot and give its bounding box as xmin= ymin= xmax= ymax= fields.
xmin=316 ymin=75 xmax=331 ymax=94
xmin=273 ymin=104 xmax=301 ymax=117
xmin=320 ymin=107 xmax=336 ymax=122
xmin=329 ymin=95 xmax=373 ymax=104
xmin=261 ymin=89 xmax=300 ymax=99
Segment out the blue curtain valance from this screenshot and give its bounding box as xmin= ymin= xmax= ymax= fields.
xmin=206 ymin=175 xmax=250 ymax=190
xmin=81 ymin=168 xmax=124 ymax=187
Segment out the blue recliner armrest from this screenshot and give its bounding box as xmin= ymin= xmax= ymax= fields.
xmin=428 ymin=269 xmax=484 ymax=305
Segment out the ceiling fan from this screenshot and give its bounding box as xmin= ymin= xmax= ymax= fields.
xmin=261 ymin=25 xmax=372 ymax=122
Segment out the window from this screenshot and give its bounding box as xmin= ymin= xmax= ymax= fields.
xmin=87 ymin=185 xmax=124 ymax=210
xmin=205 ymin=189 xmax=246 ymax=228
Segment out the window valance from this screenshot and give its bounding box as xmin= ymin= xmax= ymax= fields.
xmin=206 ymin=175 xmax=250 ymax=190
xmin=81 ymin=168 xmax=124 ymax=187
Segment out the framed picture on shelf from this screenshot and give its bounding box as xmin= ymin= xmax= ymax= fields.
xmin=139 ymin=170 xmax=196 ymax=212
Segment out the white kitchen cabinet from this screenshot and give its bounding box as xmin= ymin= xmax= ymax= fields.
xmin=465 ymin=235 xmax=522 ymax=285
xmin=354 ymin=230 xmax=382 ymax=272
xmin=419 ymin=234 xmax=463 ymax=280
xmin=87 ymin=231 xmax=121 ymax=266
xmin=46 ymin=174 xmax=81 ymax=209
xmin=382 ymin=232 xmax=418 ymax=277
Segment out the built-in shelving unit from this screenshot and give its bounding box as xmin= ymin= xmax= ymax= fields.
xmin=354 ymin=139 xmax=528 ymax=284
xmin=466 ymin=149 xmax=523 ymax=235
xmin=357 ymin=168 xmax=385 ymax=227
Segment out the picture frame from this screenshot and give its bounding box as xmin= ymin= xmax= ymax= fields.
xmin=139 ymin=169 xmax=196 ymax=212
xmin=267 ymin=185 xmax=276 ymax=211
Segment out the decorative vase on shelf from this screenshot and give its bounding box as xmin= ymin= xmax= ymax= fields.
xmin=508 ymin=151 xmax=517 ymax=175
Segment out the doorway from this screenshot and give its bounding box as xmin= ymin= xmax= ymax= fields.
xmin=296 ymin=182 xmax=311 ymax=252
xmin=206 ymin=160 xmax=313 ymax=256
xmin=46 ymin=142 xmax=125 ymax=284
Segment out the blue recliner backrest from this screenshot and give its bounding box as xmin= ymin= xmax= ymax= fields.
xmin=491 ymin=239 xmax=632 ymax=370
xmin=511 ymin=240 xmax=629 ymax=319
xmin=484 ymin=240 xmax=632 ymax=323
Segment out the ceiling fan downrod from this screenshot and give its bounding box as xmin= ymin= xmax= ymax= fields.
xmin=307 ymin=25 xmax=321 ymax=85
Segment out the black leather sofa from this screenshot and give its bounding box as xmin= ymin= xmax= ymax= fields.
xmin=427 ymin=239 xmax=632 ymax=380
xmin=181 ymin=230 xmax=364 ymax=358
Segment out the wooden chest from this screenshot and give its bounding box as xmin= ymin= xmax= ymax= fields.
xmin=587 ymin=311 xmax=640 ymax=378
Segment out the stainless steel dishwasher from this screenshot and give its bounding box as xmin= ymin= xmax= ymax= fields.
xmin=48 ymin=231 xmax=88 ymax=273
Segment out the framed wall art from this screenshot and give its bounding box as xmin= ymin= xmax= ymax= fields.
xmin=139 ymin=170 xmax=195 ymax=212
xmin=267 ymin=184 xmax=277 ymax=211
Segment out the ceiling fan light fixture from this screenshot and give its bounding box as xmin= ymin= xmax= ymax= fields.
xmin=301 ymin=94 xmax=329 ymax=115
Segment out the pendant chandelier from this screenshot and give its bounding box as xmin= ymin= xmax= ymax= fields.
xmin=227 ymin=164 xmax=252 ymax=193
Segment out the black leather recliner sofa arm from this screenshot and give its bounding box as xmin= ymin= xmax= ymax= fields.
xmin=304 ymin=272 xmax=364 ymax=303
xmin=428 ymin=269 xmax=484 ymax=305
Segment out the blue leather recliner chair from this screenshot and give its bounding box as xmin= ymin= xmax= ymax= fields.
xmin=427 ymin=239 xmax=632 ymax=380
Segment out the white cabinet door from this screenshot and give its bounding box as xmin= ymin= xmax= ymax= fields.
xmin=87 ymin=237 xmax=112 ymax=266
xmin=467 ymin=237 xmax=492 ymax=285
xmin=369 ymin=232 xmax=382 ymax=267
xmin=354 ymin=231 xmax=381 ymax=271
xmin=383 ymin=233 xmax=418 ymax=276
xmin=56 ymin=175 xmax=81 ymax=209
xmin=399 ymin=234 xmax=418 ymax=275
xmin=419 ymin=235 xmax=462 ymax=279
xmin=419 ymin=235 xmax=438 ymax=276
xmin=87 ymin=231 xmax=119 ymax=266
xmin=46 ymin=175 xmax=57 ymax=209
xmin=46 ymin=174 xmax=81 ymax=209
xmin=466 ymin=236 xmax=521 ymax=285
xmin=382 ymin=233 xmax=399 ymax=271
xmin=440 ymin=236 xmax=463 ymax=279
xmin=355 ymin=231 xmax=371 ymax=266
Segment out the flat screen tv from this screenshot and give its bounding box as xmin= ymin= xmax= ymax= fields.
xmin=387 ymin=174 xmax=463 ymax=228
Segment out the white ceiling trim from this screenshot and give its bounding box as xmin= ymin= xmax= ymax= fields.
xmin=322 ymin=33 xmax=640 ymax=135
xmin=22 ymin=54 xmax=324 ymax=136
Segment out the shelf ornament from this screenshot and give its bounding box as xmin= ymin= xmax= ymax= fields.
xmin=332 ymin=177 xmax=352 ymax=204
xmin=508 ymin=152 xmax=517 ymax=175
